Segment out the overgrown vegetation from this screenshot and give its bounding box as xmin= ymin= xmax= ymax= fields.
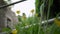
xmin=2 ymin=0 xmax=60 ymax=34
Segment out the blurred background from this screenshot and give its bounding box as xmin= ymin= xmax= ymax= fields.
xmin=0 ymin=0 xmax=60 ymax=34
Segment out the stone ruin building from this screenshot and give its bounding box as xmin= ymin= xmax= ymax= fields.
xmin=0 ymin=0 xmax=18 ymax=32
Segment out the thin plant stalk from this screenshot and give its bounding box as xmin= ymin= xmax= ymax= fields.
xmin=30 ymin=13 xmax=34 ymax=34
xmin=46 ymin=0 xmax=51 ymax=34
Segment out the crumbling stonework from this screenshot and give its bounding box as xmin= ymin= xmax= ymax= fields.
xmin=0 ymin=0 xmax=18 ymax=32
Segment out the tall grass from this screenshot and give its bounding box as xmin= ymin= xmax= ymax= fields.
xmin=3 ymin=0 xmax=60 ymax=34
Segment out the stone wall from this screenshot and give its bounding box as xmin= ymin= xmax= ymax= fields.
xmin=5 ymin=7 xmax=18 ymax=29
xmin=0 ymin=0 xmax=18 ymax=32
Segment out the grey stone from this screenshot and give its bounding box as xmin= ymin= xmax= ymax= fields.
xmin=0 ymin=0 xmax=18 ymax=32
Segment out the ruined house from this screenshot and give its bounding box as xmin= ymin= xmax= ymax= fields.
xmin=0 ymin=0 xmax=18 ymax=32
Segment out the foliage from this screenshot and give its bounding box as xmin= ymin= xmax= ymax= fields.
xmin=2 ymin=0 xmax=60 ymax=34
xmin=15 ymin=15 xmax=44 ymax=34
xmin=2 ymin=27 xmax=11 ymax=34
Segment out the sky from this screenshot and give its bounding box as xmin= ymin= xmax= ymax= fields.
xmin=11 ymin=0 xmax=35 ymax=17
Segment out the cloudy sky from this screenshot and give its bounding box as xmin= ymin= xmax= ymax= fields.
xmin=11 ymin=0 xmax=35 ymax=17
